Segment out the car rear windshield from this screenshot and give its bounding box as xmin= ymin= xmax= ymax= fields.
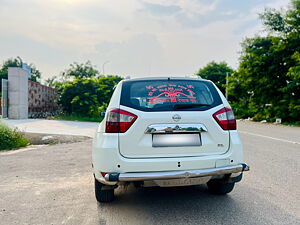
xmin=120 ymin=79 xmax=222 ymax=111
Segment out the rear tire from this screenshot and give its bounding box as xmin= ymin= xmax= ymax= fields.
xmin=95 ymin=178 xmax=115 ymax=203
xmin=207 ymin=180 xmax=235 ymax=195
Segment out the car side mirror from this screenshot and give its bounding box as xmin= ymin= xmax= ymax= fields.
xmin=101 ymin=111 xmax=106 ymax=117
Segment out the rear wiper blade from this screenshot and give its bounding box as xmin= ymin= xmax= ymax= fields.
xmin=173 ymin=103 xmax=211 ymax=109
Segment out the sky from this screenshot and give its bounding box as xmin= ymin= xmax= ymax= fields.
xmin=0 ymin=0 xmax=289 ymax=80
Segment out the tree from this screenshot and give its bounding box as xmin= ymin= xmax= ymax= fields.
xmin=260 ymin=0 xmax=300 ymax=34
xmin=228 ymin=0 xmax=300 ymax=122
xmin=59 ymin=78 xmax=100 ymax=116
xmin=0 ymin=57 xmax=41 ymax=91
xmin=57 ymin=75 xmax=122 ymax=117
xmin=29 ymin=64 xmax=41 ymax=82
xmin=44 ymin=76 xmax=58 ymax=88
xmin=54 ymin=61 xmax=122 ymax=117
xmin=196 ymin=61 xmax=234 ymax=94
xmin=0 ymin=57 xmax=22 ymax=86
xmin=62 ymin=61 xmax=99 ymax=79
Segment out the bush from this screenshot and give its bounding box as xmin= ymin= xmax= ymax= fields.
xmin=55 ymin=75 xmax=122 ymax=117
xmin=0 ymin=121 xmax=29 ymax=150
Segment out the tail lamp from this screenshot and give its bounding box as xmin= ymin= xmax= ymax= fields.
xmin=213 ymin=107 xmax=236 ymax=130
xmin=105 ymin=108 xmax=137 ymax=133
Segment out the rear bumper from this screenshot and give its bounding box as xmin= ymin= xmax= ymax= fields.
xmin=104 ymin=163 xmax=249 ymax=182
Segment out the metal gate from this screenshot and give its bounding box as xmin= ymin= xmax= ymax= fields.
xmin=1 ymin=79 xmax=8 ymax=118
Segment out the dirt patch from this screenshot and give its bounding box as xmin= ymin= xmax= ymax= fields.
xmin=23 ymin=132 xmax=91 ymax=145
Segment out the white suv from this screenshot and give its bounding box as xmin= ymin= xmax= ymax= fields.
xmin=92 ymin=77 xmax=249 ymax=202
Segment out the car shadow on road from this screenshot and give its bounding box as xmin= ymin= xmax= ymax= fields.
xmin=96 ymin=184 xmax=299 ymax=225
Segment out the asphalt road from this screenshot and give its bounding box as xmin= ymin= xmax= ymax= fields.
xmin=0 ymin=121 xmax=299 ymax=225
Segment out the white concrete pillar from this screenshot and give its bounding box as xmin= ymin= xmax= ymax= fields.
xmin=8 ymin=67 xmax=28 ymax=119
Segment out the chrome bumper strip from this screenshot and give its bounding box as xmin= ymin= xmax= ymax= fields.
xmin=104 ymin=163 xmax=250 ymax=182
xmin=144 ymin=123 xmax=208 ymax=134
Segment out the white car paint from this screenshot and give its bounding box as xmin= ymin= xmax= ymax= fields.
xmin=93 ymin=77 xmax=244 ymax=186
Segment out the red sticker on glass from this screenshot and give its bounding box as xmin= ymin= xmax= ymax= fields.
xmin=147 ymin=84 xmax=197 ymax=104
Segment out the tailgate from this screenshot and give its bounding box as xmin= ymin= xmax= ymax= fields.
xmin=119 ymin=106 xmax=229 ymax=159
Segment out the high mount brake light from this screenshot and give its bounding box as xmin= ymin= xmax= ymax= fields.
xmin=213 ymin=107 xmax=236 ymax=130
xmin=105 ymin=108 xmax=137 ymax=133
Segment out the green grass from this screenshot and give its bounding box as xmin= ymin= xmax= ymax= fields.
xmin=282 ymin=121 xmax=300 ymax=127
xmin=50 ymin=114 xmax=103 ymax=122
xmin=0 ymin=121 xmax=29 ymax=151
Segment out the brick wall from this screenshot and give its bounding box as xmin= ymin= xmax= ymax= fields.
xmin=28 ymin=80 xmax=60 ymax=118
